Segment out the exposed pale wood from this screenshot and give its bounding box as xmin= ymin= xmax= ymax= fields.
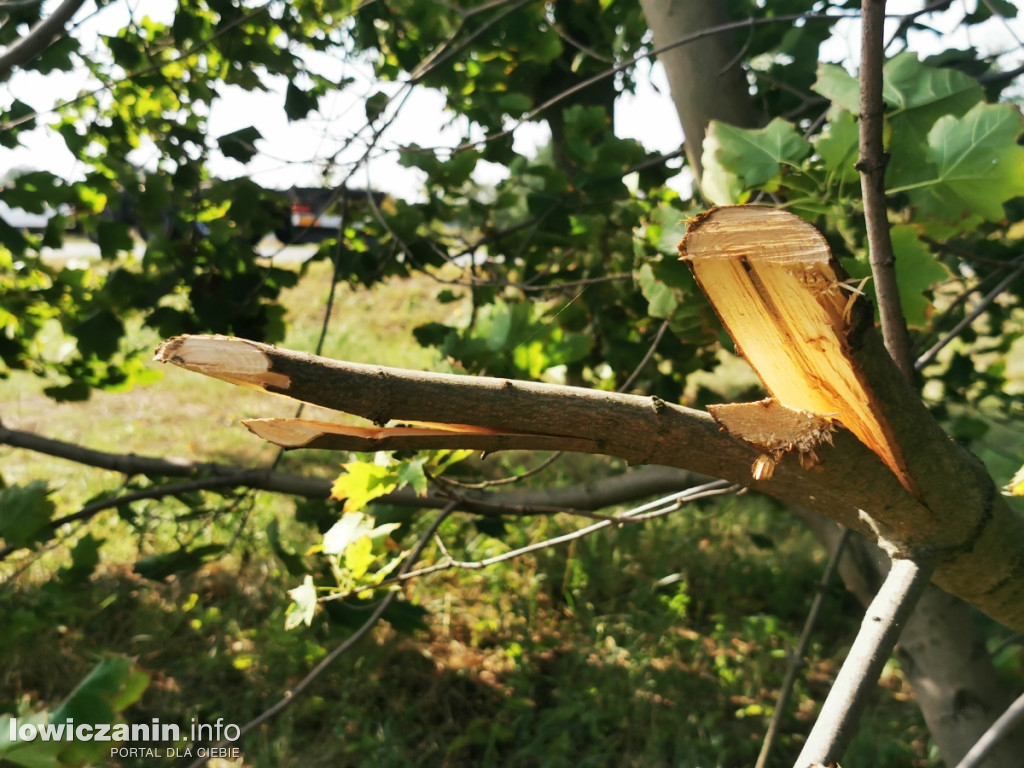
xmin=708 ymin=399 xmax=836 ymax=477
xmin=242 ymin=418 xmax=602 ymax=454
xmin=680 ymin=205 xmax=911 ymax=492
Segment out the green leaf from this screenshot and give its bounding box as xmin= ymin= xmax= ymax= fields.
xmin=890 ymin=225 xmax=950 ymax=328
xmin=285 ymin=575 xmax=317 ymax=630
xmin=331 ymin=460 xmax=399 ymax=512
xmin=442 ymin=148 xmax=479 ymax=186
xmin=72 ymin=310 xmax=125 ymax=360
xmin=58 ymin=534 xmax=103 ymax=584
xmin=217 ymin=126 xmax=263 ymax=162
xmin=43 ymin=657 xmax=150 ymax=766
xmin=709 ymin=118 xmax=811 ymax=188
xmin=0 ymin=712 xmax=62 ymax=768
xmin=812 ymin=62 xmax=860 ymax=113
xmin=497 ymin=92 xmax=532 ymax=115
xmin=284 ymin=81 xmax=321 ymax=121
xmin=882 ymin=52 xmax=982 ymax=127
xmin=133 ymin=544 xmax=223 ymax=581
xmin=636 ymin=262 xmax=678 ymax=319
xmin=0 ymin=481 xmax=55 ymax=548
xmin=982 ymin=0 xmax=1016 ymax=17
xmin=395 ymin=456 xmax=428 ymax=495
xmin=267 ymin=518 xmax=306 ymax=576
xmin=636 ymin=256 xmax=716 ymax=343
xmin=0 ymin=101 xmax=35 ymax=148
xmin=365 ymin=91 xmax=390 ymax=123
xmin=894 ymin=103 xmax=1024 ymax=228
xmin=96 ymin=219 xmax=135 ymax=258
xmin=814 ymin=109 xmax=860 ymax=184
xmin=700 ymin=125 xmax=746 ymax=206
xmin=34 ymin=35 xmax=78 ymax=74
xmin=813 ymin=53 xmax=982 ymax=122
xmin=51 ymin=657 xmax=149 ymax=723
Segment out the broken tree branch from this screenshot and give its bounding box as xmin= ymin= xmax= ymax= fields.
xmin=154 ymin=205 xmax=1024 ymax=633
xmin=154 ymin=330 xmax=1024 ymax=633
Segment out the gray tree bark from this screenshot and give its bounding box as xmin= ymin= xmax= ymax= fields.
xmin=637 ymin=0 xmax=757 ymax=177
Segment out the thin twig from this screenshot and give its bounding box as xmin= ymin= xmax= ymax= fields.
xmin=915 ymin=255 xmax=1024 ymax=371
xmin=2 ymin=3 xmax=272 ymax=130
xmin=184 ymin=503 xmax=458 ymax=768
xmin=883 ymin=0 xmax=953 ymax=51
xmin=954 ymin=689 xmax=1024 ymax=768
xmin=434 ymin=452 xmax=563 ymax=490
xmin=408 ymin=0 xmax=534 ymax=84
xmin=911 ymin=262 xmax=1004 ymax=356
xmin=0 ymin=0 xmax=87 ymax=76
xmin=755 ymin=528 xmax=850 ymax=768
xmin=618 ymin=320 xmax=670 ymax=393
xmin=0 ymin=477 xmax=242 ymax=562
xmin=318 ymin=480 xmax=739 ymax=602
xmin=795 ymin=556 xmax=935 ymax=766
xmin=858 ymin=0 xmax=915 ymax=382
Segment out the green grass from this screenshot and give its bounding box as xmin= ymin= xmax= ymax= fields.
xmin=1 ymin=259 xmax=938 ymax=768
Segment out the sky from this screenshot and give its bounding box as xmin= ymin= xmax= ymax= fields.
xmin=1 ymin=1 xmax=1022 ymax=199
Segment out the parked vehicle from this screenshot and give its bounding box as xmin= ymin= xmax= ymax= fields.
xmin=84 ymin=180 xmax=291 ymax=247
xmin=278 ymin=186 xmax=387 ymax=244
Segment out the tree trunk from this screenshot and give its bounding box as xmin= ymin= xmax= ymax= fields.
xmin=638 ymin=2 xmax=1021 ymax=763
xmin=637 ymin=0 xmax=757 ymax=178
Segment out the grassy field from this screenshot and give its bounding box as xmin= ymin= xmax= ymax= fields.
xmin=2 ymin=258 xmax=940 ymax=767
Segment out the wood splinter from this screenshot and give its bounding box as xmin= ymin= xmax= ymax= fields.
xmin=708 ymin=399 xmax=836 ymax=480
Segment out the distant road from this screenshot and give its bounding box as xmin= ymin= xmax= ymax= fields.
xmin=41 ymin=238 xmax=320 ymax=264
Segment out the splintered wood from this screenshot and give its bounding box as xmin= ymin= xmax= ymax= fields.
xmin=680 ymin=206 xmax=911 ymax=490
xmin=708 ymin=399 xmax=836 ymax=480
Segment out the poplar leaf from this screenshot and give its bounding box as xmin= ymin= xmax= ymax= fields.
xmin=707 ymin=118 xmax=811 ymax=189
xmin=890 ymin=225 xmax=950 ymax=328
xmin=285 ymin=575 xmax=317 ymax=630
xmin=812 ymin=63 xmax=859 ymax=113
xmin=814 ymin=109 xmax=860 ymax=184
xmin=898 ymin=103 xmax=1024 ymax=228
xmin=701 ymin=124 xmax=746 ymax=206
xmin=344 ymin=536 xmax=375 ymax=579
xmin=331 ymin=461 xmax=398 ymax=512
xmin=636 ymin=262 xmax=678 ymax=319
xmin=217 ymin=126 xmax=263 ymax=163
